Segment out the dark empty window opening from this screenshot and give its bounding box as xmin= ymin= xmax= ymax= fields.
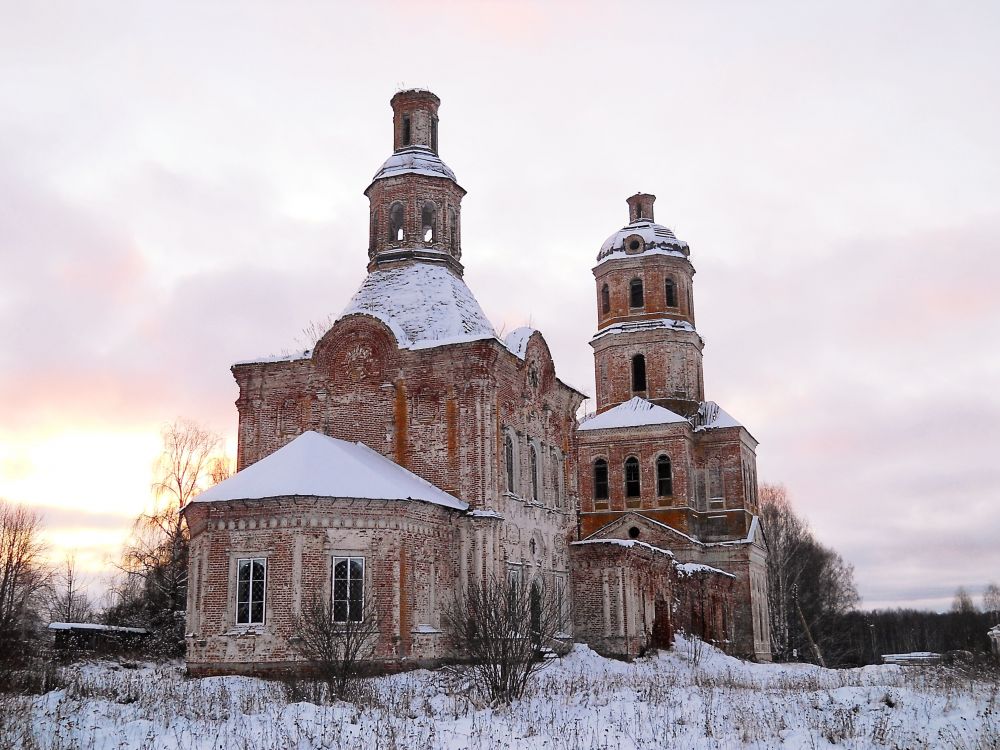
xmin=421 ymin=202 xmax=436 ymax=243
xmin=389 ymin=202 xmax=405 ymax=242
xmin=629 ymin=239 xmax=641 ymax=251
xmin=624 ymin=457 xmax=640 ymax=498
xmin=601 ymin=284 xmax=610 ymax=314
xmin=665 ymin=278 xmax=678 ymax=307
xmin=402 ymin=116 xmax=411 ymax=146
xmin=593 ymin=459 xmax=609 ymax=501
xmin=629 ymin=279 xmax=644 ymax=308
xmin=448 ymin=208 xmax=458 ymax=250
xmin=628 ymin=526 xmax=641 ymax=539
xmin=505 ymin=434 xmax=515 ymax=493
xmin=530 ymin=445 xmax=540 ymax=501
xmin=431 ymin=116 xmax=438 ymax=153
xmin=657 ymin=455 xmax=673 ymax=496
xmin=631 ymin=354 xmax=647 ymax=392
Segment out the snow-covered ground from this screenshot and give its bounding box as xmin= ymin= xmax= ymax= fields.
xmin=7 ymin=637 xmax=998 ymax=749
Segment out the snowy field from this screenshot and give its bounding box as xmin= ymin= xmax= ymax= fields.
xmin=6 ymin=637 xmax=998 ymax=749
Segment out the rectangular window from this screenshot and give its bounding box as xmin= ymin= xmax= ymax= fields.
xmin=236 ymin=557 xmax=266 ymax=625
xmin=333 ymin=556 xmax=365 ymax=623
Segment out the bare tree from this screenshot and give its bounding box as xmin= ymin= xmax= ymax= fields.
xmin=47 ymin=554 xmax=92 ymax=624
xmin=0 ymin=500 xmax=48 ymax=666
xmin=760 ymin=483 xmax=859 ymax=664
xmin=293 ymin=592 xmax=379 ymax=701
xmin=760 ymin=484 xmax=807 ymax=660
xmin=983 ymin=582 xmax=1000 ymax=620
xmin=116 ymin=419 xmax=225 ymax=655
xmin=444 ymin=573 xmax=563 ymax=705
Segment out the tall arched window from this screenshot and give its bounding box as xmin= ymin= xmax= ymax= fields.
xmin=629 ymin=278 xmax=644 ymax=308
xmin=431 ymin=116 xmax=439 ymax=153
xmin=601 ymin=284 xmax=610 ymax=314
xmin=593 ymin=459 xmax=609 ymax=501
xmin=624 ymin=457 xmax=641 ymax=498
xmin=631 ymin=354 xmax=647 ymax=392
xmin=448 ymin=207 xmax=458 ymax=250
xmin=529 ymin=444 xmax=539 ymax=501
xmin=402 ymin=116 xmax=411 ymax=146
xmin=504 ymin=434 xmax=515 ymax=493
xmin=665 ymin=278 xmax=678 ymax=307
xmin=389 ymin=202 xmax=404 ymax=241
xmin=656 ymin=455 xmax=673 ymax=496
xmin=421 ymin=201 xmax=437 ymax=242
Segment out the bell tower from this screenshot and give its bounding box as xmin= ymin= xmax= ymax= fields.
xmin=364 ymin=89 xmax=467 ymax=275
xmin=591 ymin=193 xmax=705 ymax=417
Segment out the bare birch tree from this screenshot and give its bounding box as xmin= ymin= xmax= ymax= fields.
xmin=0 ymin=500 xmax=48 ymax=666
xmin=116 ymin=419 xmax=224 ymax=655
xmin=983 ymin=582 xmax=1000 ymax=620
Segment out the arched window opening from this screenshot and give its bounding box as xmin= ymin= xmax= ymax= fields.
xmin=389 ymin=202 xmax=404 ymax=242
xmin=601 ymin=284 xmax=610 ymax=314
xmin=665 ymin=278 xmax=678 ymax=307
xmin=504 ymin=434 xmax=515 ymax=493
xmin=421 ymin=202 xmax=436 ymax=243
xmin=631 ymin=354 xmax=647 ymax=392
xmin=431 ymin=116 xmax=439 ymax=153
xmin=629 ymin=278 xmax=644 ymax=308
xmin=624 ymin=457 xmax=641 ymax=498
xmin=593 ymin=459 xmax=609 ymax=501
xmin=402 ymin=116 xmax=411 ymax=146
xmin=448 ymin=208 xmax=458 ymax=250
xmin=530 ymin=444 xmax=539 ymax=501
xmin=656 ymin=455 xmax=673 ymax=497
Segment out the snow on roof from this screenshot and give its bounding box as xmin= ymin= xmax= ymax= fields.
xmin=48 ymin=622 xmax=148 ymax=634
xmin=571 ymin=538 xmax=676 ymax=558
xmin=339 ymin=261 xmax=497 ymax=351
xmin=233 ymin=349 xmax=312 ymax=367
xmin=596 ymin=220 xmax=689 ymax=263
xmin=503 ymin=327 xmax=535 ymax=360
xmin=675 ymin=562 xmax=735 ymax=579
xmin=192 ymin=431 xmax=467 ymax=511
xmin=467 ymin=508 xmax=504 ymax=520
xmin=370 ymin=146 xmax=459 ymax=184
xmin=696 ymin=401 xmax=743 ymax=431
xmin=578 ymin=397 xmax=688 ymax=431
xmin=590 ymin=317 xmax=696 ymax=344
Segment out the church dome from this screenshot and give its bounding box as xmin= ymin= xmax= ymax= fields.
xmin=339 ymin=261 xmax=496 ymax=351
xmin=370 ymin=145 xmax=458 ymax=185
xmin=596 ymin=219 xmax=690 ymax=263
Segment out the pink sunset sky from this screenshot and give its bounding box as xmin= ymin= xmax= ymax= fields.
xmin=1 ymin=1 xmax=998 ymax=611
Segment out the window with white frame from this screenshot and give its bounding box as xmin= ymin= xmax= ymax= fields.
xmin=236 ymin=557 xmax=266 ymax=625
xmin=333 ymin=556 xmax=365 ymax=623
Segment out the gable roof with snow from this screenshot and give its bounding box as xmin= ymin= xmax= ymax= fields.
xmin=578 ymin=397 xmax=689 ymax=432
xmin=192 ymin=431 xmax=467 ymax=511
xmin=695 ymin=401 xmax=743 ymax=431
xmin=339 ymin=262 xmax=498 ymax=351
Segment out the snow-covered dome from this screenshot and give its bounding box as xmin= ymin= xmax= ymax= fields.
xmin=370 ymin=145 xmax=458 ymax=184
xmin=596 ymin=219 xmax=690 ymax=263
xmin=339 ymin=261 xmax=497 ymax=351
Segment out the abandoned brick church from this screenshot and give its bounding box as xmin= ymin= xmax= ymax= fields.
xmin=181 ymin=90 xmax=771 ymax=675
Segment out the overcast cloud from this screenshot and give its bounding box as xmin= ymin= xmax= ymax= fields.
xmin=1 ymin=1 xmax=998 ymax=610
